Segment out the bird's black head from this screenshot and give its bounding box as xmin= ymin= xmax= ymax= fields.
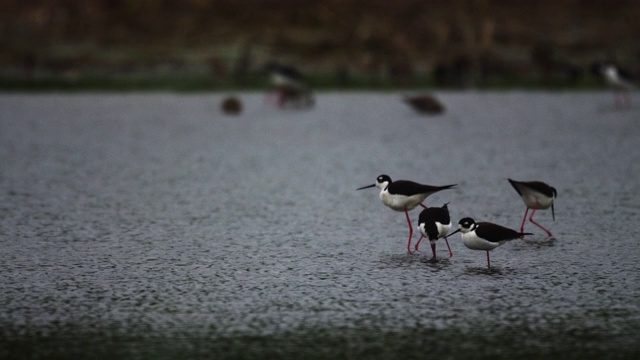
xmin=458 ymin=217 xmax=476 ymax=231
xmin=376 ymin=174 xmax=392 ymax=184
xmin=357 ymin=174 xmax=392 ymax=191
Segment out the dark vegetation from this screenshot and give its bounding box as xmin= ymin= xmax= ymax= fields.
xmin=1 ymin=0 xmax=640 ymax=90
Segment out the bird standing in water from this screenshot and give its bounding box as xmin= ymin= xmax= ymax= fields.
xmin=508 ymin=179 xmax=557 ymax=237
xmin=415 ymin=203 xmax=453 ymax=259
xmin=448 ymin=217 xmax=532 ymax=269
xmin=358 ymin=175 xmax=457 ymax=253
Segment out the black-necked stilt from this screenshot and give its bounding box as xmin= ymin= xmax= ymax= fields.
xmin=448 ymin=217 xmax=532 ymax=269
xmin=508 ymin=179 xmax=557 ymax=237
xmin=357 ymin=174 xmax=457 ymax=253
xmin=593 ymin=62 xmax=635 ymax=107
xmin=263 ymin=61 xmax=314 ymax=108
xmin=270 ymin=84 xmax=315 ymax=109
xmin=403 ymin=94 xmax=445 ymax=115
xmin=415 ymin=203 xmax=453 ymax=258
xmin=264 ymin=61 xmax=305 ymax=88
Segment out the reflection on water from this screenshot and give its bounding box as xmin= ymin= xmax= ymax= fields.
xmin=375 ymin=253 xmax=453 ymax=271
xmin=520 ymin=236 xmax=557 ymax=248
xmin=1 ymin=93 xmax=639 ymax=358
xmin=462 ymin=266 xmax=506 ymax=276
xmin=421 ymin=256 xmax=452 ymax=266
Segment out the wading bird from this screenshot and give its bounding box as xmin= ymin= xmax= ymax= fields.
xmin=448 ymin=217 xmax=532 ymax=269
xmin=358 ymin=175 xmax=456 ymax=253
xmin=415 ymin=203 xmax=453 ymax=259
xmin=508 ymin=179 xmax=557 ymax=237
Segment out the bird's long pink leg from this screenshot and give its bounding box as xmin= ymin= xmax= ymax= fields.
xmin=417 ymin=203 xmax=428 ymax=251
xmin=519 ymin=207 xmax=529 ymax=233
xmin=414 ymin=235 xmax=424 ymax=251
xmin=444 ymin=236 xmax=453 ymax=257
xmin=486 ymin=251 xmax=491 ymax=269
xmin=615 ymin=91 xmax=624 ymax=108
xmin=265 ymin=91 xmax=278 ymax=106
xmin=404 ymin=208 xmax=413 ymax=254
xmin=623 ymin=92 xmax=632 ymax=108
xmin=528 ymin=208 xmax=553 ymax=236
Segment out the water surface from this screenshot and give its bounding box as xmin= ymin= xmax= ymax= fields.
xmin=1 ymin=92 xmax=639 ymax=359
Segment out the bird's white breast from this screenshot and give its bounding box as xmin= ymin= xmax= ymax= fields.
xmin=461 ymin=231 xmax=502 ymax=251
xmin=604 ymin=67 xmax=634 ymax=90
xmin=380 ymin=190 xmax=427 ymax=211
xmin=418 ymin=223 xmax=428 ymax=237
xmin=436 ymin=222 xmax=452 ymax=238
xmin=521 ymin=190 xmax=554 ymax=209
xmin=419 ymin=222 xmax=451 ymax=240
xmin=272 ymin=73 xmax=301 ymax=87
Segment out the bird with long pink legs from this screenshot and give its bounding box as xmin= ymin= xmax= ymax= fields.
xmin=592 ymin=62 xmax=635 ymax=108
xmin=508 ymin=179 xmax=557 ymax=237
xmin=415 ymin=203 xmax=453 ymax=259
xmin=448 ymin=217 xmax=532 ymax=269
xmin=358 ymin=175 xmax=456 ymax=254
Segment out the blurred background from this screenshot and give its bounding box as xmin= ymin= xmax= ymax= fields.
xmin=1 ymin=0 xmax=639 ymax=90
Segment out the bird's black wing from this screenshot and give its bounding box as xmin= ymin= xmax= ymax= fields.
xmin=389 ymin=180 xmax=456 ymax=197
xmin=508 ymin=179 xmax=557 ymax=198
xmin=476 ymin=222 xmax=530 ymax=242
xmin=418 ymin=206 xmax=450 ymax=240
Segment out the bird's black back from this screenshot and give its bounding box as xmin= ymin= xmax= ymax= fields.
xmin=418 ymin=204 xmax=450 ymax=240
xmin=388 ymin=180 xmax=456 ymax=197
xmin=404 ymin=95 xmax=445 ymax=114
xmin=476 ymin=222 xmax=532 ymax=242
xmin=508 ymin=179 xmax=557 ymax=198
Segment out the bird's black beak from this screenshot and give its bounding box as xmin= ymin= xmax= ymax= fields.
xmin=357 ymin=184 xmax=376 ymax=190
xmin=446 ymin=229 xmax=461 ymax=237
xmin=551 ymin=203 xmax=555 ymax=221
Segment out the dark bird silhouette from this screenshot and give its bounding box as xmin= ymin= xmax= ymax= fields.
xmin=415 ymin=203 xmax=453 ymax=258
xmin=221 ymin=96 xmax=242 ymax=115
xmin=403 ymin=94 xmax=445 ymax=115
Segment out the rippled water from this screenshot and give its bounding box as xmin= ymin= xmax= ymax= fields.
xmin=1 ymin=92 xmax=639 ymax=359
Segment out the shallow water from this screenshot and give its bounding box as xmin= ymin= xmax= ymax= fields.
xmin=1 ymin=92 xmax=639 ymax=359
